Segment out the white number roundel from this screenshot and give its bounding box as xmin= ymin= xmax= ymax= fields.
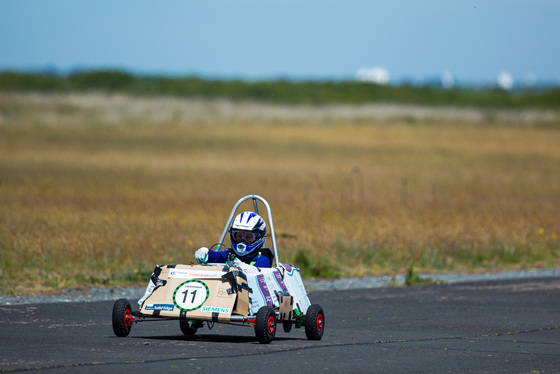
xmin=173 ymin=280 xmax=209 ymax=311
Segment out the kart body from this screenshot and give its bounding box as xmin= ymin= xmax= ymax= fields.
xmin=112 ymin=195 xmax=325 ymax=343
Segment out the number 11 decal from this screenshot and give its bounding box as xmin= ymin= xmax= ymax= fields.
xmin=173 ymin=280 xmax=209 ymax=311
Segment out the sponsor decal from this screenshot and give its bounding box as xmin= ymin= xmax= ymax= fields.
xmin=145 ymin=304 xmax=174 ymax=312
xmin=257 ymin=274 xmax=273 ymax=307
xmin=282 ymin=263 xmax=294 ymax=273
xmin=201 ymin=306 xmax=231 ymax=314
xmin=169 ymin=269 xmax=226 ymax=279
xmin=273 ymin=270 xmax=288 ymax=292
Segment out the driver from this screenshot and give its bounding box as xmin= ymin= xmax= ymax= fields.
xmin=194 ymin=211 xmax=273 ymax=268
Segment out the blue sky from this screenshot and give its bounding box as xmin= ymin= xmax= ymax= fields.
xmin=1 ymin=0 xmax=559 ymax=86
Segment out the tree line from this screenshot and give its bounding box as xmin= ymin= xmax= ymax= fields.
xmin=1 ymin=70 xmax=559 ymax=109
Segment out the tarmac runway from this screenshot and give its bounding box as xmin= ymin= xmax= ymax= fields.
xmin=1 ymin=277 xmax=559 ymax=373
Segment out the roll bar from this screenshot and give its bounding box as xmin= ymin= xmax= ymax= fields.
xmin=216 ymin=195 xmax=279 ymax=266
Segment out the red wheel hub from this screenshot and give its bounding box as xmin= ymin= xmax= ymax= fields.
xmin=267 ymin=316 xmax=276 ymax=334
xmin=316 ymin=314 xmax=324 ymax=332
xmin=124 ymin=309 xmax=135 ymax=327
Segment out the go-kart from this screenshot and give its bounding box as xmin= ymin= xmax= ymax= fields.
xmin=112 ymin=195 xmax=325 ymax=344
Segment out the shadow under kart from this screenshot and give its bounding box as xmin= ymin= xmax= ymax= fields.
xmin=112 ymin=195 xmax=325 ymax=344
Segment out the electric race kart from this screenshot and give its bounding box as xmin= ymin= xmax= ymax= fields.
xmin=111 ymin=195 xmax=325 ymax=344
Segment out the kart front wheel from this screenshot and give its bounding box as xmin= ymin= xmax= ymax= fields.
xmin=112 ymin=298 xmax=133 ymax=337
xmin=255 ymin=306 xmax=277 ymax=344
xmin=304 ymin=304 xmax=325 ymax=340
xmin=179 ymin=319 xmax=198 ymax=336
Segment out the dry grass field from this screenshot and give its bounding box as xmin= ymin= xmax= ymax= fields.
xmin=1 ymin=92 xmax=559 ymax=295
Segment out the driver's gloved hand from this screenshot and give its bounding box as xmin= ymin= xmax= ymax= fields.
xmin=195 ymin=247 xmax=209 ymax=264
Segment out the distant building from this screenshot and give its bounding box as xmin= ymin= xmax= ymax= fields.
xmin=441 ymin=71 xmax=455 ymax=89
xmin=356 ymin=67 xmax=390 ymax=85
xmin=497 ymin=72 xmax=514 ymax=90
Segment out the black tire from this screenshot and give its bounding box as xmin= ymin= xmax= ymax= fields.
xmin=112 ymin=298 xmax=133 ymax=337
xmin=179 ymin=319 xmax=198 ymax=336
xmin=283 ymin=320 xmax=292 ymax=333
xmin=254 ymin=306 xmax=277 ymax=344
xmin=304 ymin=304 xmax=325 ymax=340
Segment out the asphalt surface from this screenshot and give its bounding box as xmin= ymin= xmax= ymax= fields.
xmin=1 ymin=277 xmax=559 ymax=374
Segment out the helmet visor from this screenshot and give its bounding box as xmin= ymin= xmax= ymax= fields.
xmin=232 ymin=229 xmax=259 ymax=244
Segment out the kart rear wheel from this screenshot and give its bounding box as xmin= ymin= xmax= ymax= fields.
xmin=304 ymin=304 xmax=325 ymax=340
xmin=255 ymin=306 xmax=277 ymax=344
xmin=112 ymin=298 xmax=133 ymax=337
xmin=179 ymin=319 xmax=198 ymax=336
xmin=283 ymin=320 xmax=292 ymax=333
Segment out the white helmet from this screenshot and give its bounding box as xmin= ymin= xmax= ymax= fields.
xmin=229 ymin=212 xmax=266 ymax=258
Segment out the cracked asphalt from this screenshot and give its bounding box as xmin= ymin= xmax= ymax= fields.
xmin=1 ymin=277 xmax=558 ymax=373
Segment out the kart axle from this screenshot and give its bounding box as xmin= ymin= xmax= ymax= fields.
xmin=124 ymin=310 xmax=138 ymax=326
